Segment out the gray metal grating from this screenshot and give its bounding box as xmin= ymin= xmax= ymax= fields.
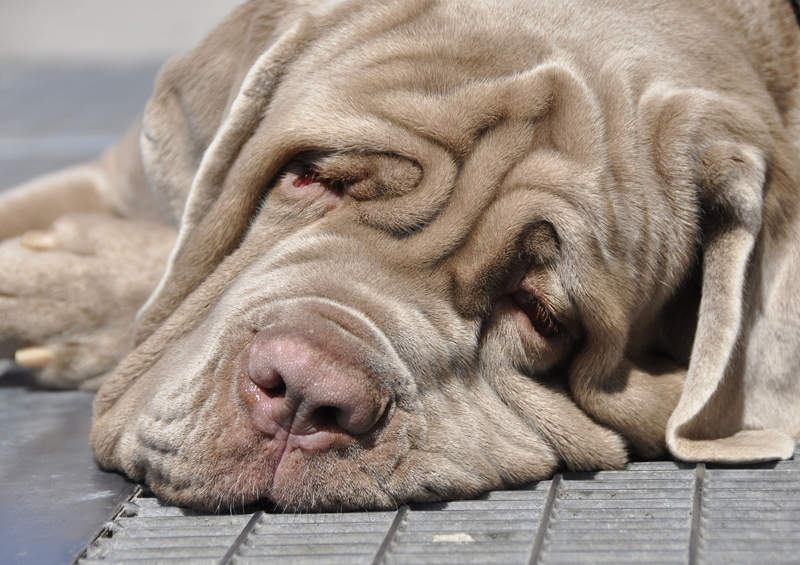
xmin=380 ymin=482 xmax=552 ymax=564
xmin=236 ymin=511 xmax=398 ymax=564
xmin=80 ymin=497 xmax=253 ymax=565
xmin=538 ymin=464 xmax=696 ymax=564
xmin=77 ymin=447 xmax=800 ymax=565
xmin=698 ymin=455 xmax=800 ymax=564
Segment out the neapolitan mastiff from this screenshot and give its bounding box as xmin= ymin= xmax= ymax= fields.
xmin=1 ymin=0 xmax=799 ymax=511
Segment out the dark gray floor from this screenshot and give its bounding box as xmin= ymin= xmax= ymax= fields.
xmin=2 ymin=62 xmax=799 ymax=565
xmin=0 ymin=370 xmax=136 ymax=565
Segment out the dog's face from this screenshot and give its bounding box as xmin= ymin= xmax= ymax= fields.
xmin=89 ymin=0 xmax=800 ymax=511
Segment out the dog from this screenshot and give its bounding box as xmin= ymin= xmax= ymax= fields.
xmin=1 ymin=0 xmax=798 ymax=512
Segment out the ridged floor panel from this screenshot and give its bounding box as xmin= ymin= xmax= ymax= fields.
xmin=77 ymin=447 xmax=800 ymax=565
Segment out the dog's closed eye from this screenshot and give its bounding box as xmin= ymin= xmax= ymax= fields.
xmin=511 ymin=290 xmax=561 ymax=338
xmin=489 ymin=265 xmax=580 ymax=375
xmin=292 ymin=170 xmax=340 ymax=191
xmin=274 ymin=152 xmax=422 ymax=207
xmin=277 ymin=167 xmax=347 ymax=210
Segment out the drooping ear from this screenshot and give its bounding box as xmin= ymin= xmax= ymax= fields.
xmin=567 ymin=138 xmax=796 ymax=462
xmin=665 ymin=140 xmax=797 ymax=462
xmin=137 ymin=0 xmax=299 ymax=224
xmin=568 ymin=86 xmax=798 ymax=462
xmin=132 ymin=0 xmax=318 ymax=343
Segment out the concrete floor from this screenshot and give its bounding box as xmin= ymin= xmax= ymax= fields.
xmin=0 ymin=371 xmax=136 ymax=565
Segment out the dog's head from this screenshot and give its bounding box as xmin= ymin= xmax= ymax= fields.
xmin=91 ymin=0 xmax=799 ymax=511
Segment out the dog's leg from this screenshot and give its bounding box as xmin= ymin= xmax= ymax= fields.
xmin=0 ymin=213 xmax=175 ymax=389
xmin=0 ymin=124 xmax=165 ymax=241
xmin=0 ymin=165 xmax=112 ymax=242
xmin=0 ymin=123 xmax=176 ymax=389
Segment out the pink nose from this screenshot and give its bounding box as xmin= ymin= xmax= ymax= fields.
xmin=244 ymin=329 xmax=388 ymax=447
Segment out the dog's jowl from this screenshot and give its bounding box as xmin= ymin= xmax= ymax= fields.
xmin=1 ymin=0 xmax=799 ymax=511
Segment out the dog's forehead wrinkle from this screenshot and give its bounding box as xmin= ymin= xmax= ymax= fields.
xmin=384 ymin=120 xmax=536 ymax=267
xmin=370 ymin=68 xmax=609 ymax=268
xmin=502 ymin=142 xmax=686 ymax=318
xmin=367 ymin=62 xmax=567 ymax=160
xmin=243 ymin=26 xmax=599 ymax=244
xmin=312 ymin=151 xmax=423 ymax=192
xmin=301 ymin=0 xmax=440 ymax=66
xmin=313 ymin=54 xmax=682 ymax=298
xmin=444 ymin=182 xmax=584 ymax=317
xmin=327 ymin=3 xmax=552 ymax=99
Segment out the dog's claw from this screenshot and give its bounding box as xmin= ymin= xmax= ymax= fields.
xmin=20 ymin=230 xmax=58 ymax=250
xmin=0 ymin=213 xmax=176 ymax=389
xmin=14 ymin=346 xmax=54 ymax=368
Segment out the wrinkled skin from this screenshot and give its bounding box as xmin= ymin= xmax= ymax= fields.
xmin=3 ymin=0 xmax=800 ymax=512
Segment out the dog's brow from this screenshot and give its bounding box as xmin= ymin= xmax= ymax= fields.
xmin=445 ymin=186 xmax=569 ymax=312
xmin=374 ymin=119 xmax=536 ymax=266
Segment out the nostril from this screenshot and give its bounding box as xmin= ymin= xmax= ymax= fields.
xmin=263 ymin=376 xmax=286 ymax=398
xmin=249 ymin=363 xmax=287 ymax=398
xmin=310 ymin=405 xmax=340 ymax=430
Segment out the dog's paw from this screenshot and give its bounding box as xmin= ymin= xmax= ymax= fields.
xmin=0 ymin=213 xmax=176 ymax=389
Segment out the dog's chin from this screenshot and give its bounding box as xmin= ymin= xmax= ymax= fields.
xmin=265 ymin=448 xmax=404 ymax=512
xmin=139 ymin=388 xmax=417 ymax=513
xmin=146 ymin=436 xmax=409 ymax=513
